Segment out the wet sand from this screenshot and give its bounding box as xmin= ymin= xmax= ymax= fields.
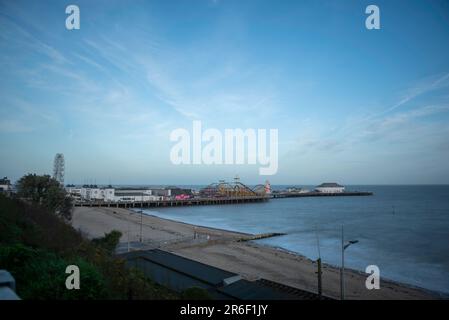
xmin=72 ymin=206 xmax=442 ymax=300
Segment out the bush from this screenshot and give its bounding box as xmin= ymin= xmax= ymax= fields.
xmin=92 ymin=230 xmax=122 ymax=254
xmin=0 ymin=244 xmax=106 ymax=299
xmin=0 ymin=194 xmax=82 ymax=254
xmin=0 ymin=194 xmax=178 ymax=300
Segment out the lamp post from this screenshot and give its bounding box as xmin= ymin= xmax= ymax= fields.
xmin=127 ymin=210 xmax=133 ymax=252
xmin=315 ymin=225 xmax=322 ymax=299
xmin=127 ymin=212 xmax=130 ymax=252
xmin=340 ymin=225 xmax=358 ymax=300
xmin=140 ymin=208 xmax=143 ymax=243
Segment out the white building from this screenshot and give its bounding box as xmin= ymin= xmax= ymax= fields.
xmin=66 ymin=186 xmax=166 ymax=202
xmin=99 ymin=188 xmax=115 ymax=201
xmin=113 ymin=191 xmax=161 ymax=202
xmin=77 ymin=186 xmax=115 ymax=202
xmin=65 ymin=185 xmax=82 ymax=201
xmin=315 ymin=183 xmax=345 ymax=193
xmin=0 ymin=177 xmax=11 ymax=193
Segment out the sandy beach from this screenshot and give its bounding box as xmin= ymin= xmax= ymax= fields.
xmin=72 ymin=206 xmax=442 ymax=300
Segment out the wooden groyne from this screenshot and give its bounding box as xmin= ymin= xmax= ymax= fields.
xmin=74 ymin=195 xmax=270 ymax=208
xmin=237 ymin=232 xmax=286 ymax=242
xmin=271 ymin=191 xmax=373 ymax=199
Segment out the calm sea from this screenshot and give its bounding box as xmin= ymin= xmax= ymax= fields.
xmin=140 ymin=185 xmax=449 ymax=294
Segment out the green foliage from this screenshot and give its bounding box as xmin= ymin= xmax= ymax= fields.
xmin=0 ymin=193 xmax=178 ymax=300
xmin=0 ymin=194 xmax=82 ymax=253
xmin=181 ymin=287 xmax=213 ymax=300
xmin=16 ymin=174 xmax=72 ymax=220
xmin=0 ymin=244 xmax=106 ymax=300
xmin=0 ymin=194 xmax=24 ymax=244
xmin=92 ymin=230 xmax=123 ymax=254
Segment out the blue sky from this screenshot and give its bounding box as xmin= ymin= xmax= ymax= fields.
xmin=1 ymin=0 xmax=449 ymax=185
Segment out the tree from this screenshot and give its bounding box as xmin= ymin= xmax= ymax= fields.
xmin=16 ymin=174 xmax=73 ymax=220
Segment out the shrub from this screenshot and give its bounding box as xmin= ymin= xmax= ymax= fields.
xmin=0 ymin=194 xmax=178 ymax=300
xmin=0 ymin=244 xmax=106 ymax=299
xmin=92 ymin=230 xmax=122 ymax=254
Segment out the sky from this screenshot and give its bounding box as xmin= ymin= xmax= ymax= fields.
xmin=1 ymin=0 xmax=449 ymax=185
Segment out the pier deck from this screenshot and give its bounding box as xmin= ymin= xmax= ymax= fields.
xmin=271 ymin=191 xmax=373 ymax=198
xmin=74 ymin=192 xmax=373 ymax=208
xmin=74 ymin=195 xmax=270 ymax=208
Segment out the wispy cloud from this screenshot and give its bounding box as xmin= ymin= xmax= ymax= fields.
xmin=80 ymin=31 xmax=280 ymax=123
xmin=0 ymin=119 xmax=33 ymax=133
xmin=287 ymin=73 xmax=449 ymax=158
xmin=2 ymin=96 xmax=60 ymax=126
xmin=0 ymin=15 xmax=68 ymax=64
xmin=2 ymin=0 xmax=449 ymax=184
xmin=376 ymin=72 xmax=449 ymax=117
xmin=359 ymin=104 xmax=449 ymax=143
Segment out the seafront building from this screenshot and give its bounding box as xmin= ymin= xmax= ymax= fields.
xmin=0 ymin=177 xmax=12 ymax=194
xmin=65 ymin=185 xmax=192 ymax=203
xmin=315 ymin=183 xmax=345 ymax=193
xmin=66 ymin=179 xmax=269 ymax=203
xmin=121 ymin=249 xmax=330 ymax=300
xmin=65 ymin=179 xmax=276 ymax=207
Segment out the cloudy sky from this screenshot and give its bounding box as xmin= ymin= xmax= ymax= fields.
xmin=1 ymin=0 xmax=449 ymax=185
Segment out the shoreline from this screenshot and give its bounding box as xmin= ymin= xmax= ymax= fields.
xmin=133 ymin=210 xmax=253 ymax=237
xmin=252 ymin=241 xmax=448 ymax=299
xmin=72 ymin=206 xmax=444 ymax=300
xmin=136 ymin=209 xmax=448 ymax=298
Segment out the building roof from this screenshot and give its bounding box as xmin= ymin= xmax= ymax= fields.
xmin=121 ymin=249 xmax=236 ymax=286
xmin=316 ymin=183 xmax=344 ymax=188
xmin=119 ymin=249 xmax=332 ymax=300
xmin=115 ymin=192 xmax=145 ymax=196
xmin=217 ymin=278 xmax=326 ymax=300
xmin=255 ymin=278 xmax=331 ymax=300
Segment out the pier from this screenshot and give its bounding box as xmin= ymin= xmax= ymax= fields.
xmin=74 ymin=195 xmax=270 ymax=208
xmin=74 ymin=192 xmax=374 ymax=208
xmin=271 ymin=191 xmax=373 ymax=198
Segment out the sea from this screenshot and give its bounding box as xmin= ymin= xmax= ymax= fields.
xmin=140 ymin=185 xmax=449 ymax=295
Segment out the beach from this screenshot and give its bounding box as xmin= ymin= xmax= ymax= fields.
xmin=72 ymin=206 xmax=442 ymax=300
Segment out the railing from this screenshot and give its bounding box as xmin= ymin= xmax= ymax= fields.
xmin=74 ymin=195 xmax=270 ymax=207
xmin=115 ymin=232 xmax=212 ymax=254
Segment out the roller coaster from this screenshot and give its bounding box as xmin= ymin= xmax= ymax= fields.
xmin=200 ymin=176 xmax=271 ymax=198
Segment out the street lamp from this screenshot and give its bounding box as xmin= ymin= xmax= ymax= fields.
xmin=140 ymin=208 xmax=143 ymax=243
xmin=315 ymin=225 xmax=323 ymax=299
xmin=340 ymin=225 xmax=358 ymax=300
xmin=127 ymin=213 xmax=130 ymax=252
